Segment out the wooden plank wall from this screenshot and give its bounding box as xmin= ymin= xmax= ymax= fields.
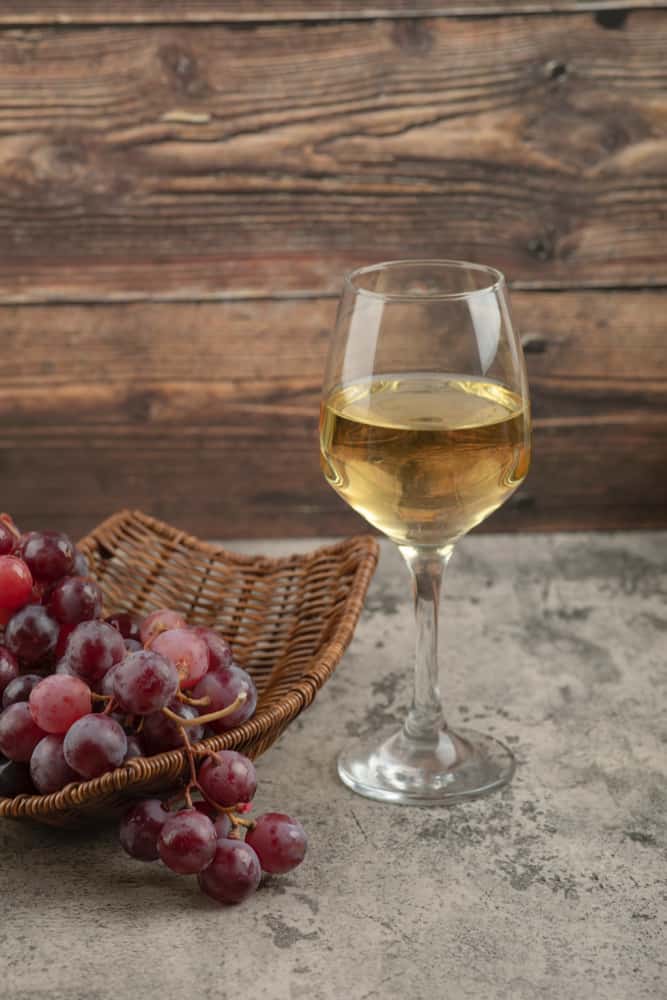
xmin=0 ymin=3 xmax=665 ymax=539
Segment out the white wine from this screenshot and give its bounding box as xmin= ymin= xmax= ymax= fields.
xmin=320 ymin=373 xmax=530 ymax=546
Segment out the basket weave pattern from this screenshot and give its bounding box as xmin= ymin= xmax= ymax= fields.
xmin=0 ymin=510 xmax=378 ymax=826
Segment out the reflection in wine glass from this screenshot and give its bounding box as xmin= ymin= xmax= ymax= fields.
xmin=319 ymin=260 xmax=531 ymax=804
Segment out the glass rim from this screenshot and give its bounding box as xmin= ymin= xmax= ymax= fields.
xmin=344 ymin=259 xmax=506 ymax=302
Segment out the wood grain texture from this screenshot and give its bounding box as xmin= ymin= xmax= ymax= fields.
xmin=1 ymin=292 xmax=665 ymax=538
xmin=0 ymin=13 xmax=665 ymax=301
xmin=0 ymin=3 xmax=664 ymax=23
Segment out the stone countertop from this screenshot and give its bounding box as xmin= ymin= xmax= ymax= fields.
xmin=1 ymin=533 xmax=665 ymax=1000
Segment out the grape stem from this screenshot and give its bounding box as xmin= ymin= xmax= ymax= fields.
xmin=102 ymin=697 xmax=117 ymax=716
xmin=176 ymin=722 xmax=255 ymax=832
xmin=161 ymin=690 xmax=246 ymax=728
xmin=176 ymin=690 xmax=211 ymax=708
xmin=91 ymin=692 xmax=111 ymax=703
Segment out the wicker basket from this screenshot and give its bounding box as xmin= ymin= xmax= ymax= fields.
xmin=0 ymin=510 xmax=378 ymax=827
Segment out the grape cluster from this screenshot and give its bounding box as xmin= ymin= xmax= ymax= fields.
xmin=120 ymin=750 xmax=307 ymax=905
xmin=0 ymin=513 xmax=306 ymax=905
xmin=0 ymin=513 xmax=256 ymax=790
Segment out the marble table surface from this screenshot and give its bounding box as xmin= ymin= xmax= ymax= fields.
xmin=1 ymin=532 xmax=665 ymax=1000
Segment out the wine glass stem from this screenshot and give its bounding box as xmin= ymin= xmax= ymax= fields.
xmin=398 ymin=544 xmax=454 ymax=744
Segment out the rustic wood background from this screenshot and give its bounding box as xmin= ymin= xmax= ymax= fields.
xmin=0 ymin=2 xmax=665 ymax=540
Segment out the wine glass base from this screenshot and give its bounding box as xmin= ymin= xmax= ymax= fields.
xmin=337 ymin=726 xmax=515 ymax=806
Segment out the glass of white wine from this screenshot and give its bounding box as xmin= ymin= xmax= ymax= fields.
xmin=320 ymin=260 xmax=531 ymax=804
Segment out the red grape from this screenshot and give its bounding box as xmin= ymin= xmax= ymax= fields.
xmin=140 ymin=609 xmax=186 ymax=646
xmin=113 ymin=651 xmax=179 ymax=715
xmin=0 ymin=522 xmax=17 ymax=556
xmin=0 ymin=755 xmax=33 ymax=796
xmin=19 ymin=531 xmax=75 ymax=583
xmin=66 ymin=620 xmax=126 ymax=684
xmin=0 ymin=646 xmax=19 ymax=697
xmin=124 ymin=734 xmax=145 ymax=761
xmin=63 ymin=713 xmax=127 ymax=778
xmin=192 ymin=803 xmax=232 ymax=838
xmin=141 ymin=702 xmax=204 ymax=754
xmin=72 ymin=549 xmax=90 ymax=576
xmin=29 ymin=675 xmax=92 ymax=734
xmin=193 ymin=799 xmax=216 ymax=820
xmin=4 ymin=604 xmax=59 ymax=667
xmin=29 ymin=734 xmax=78 ymax=794
xmin=214 ymin=812 xmax=232 ymax=839
xmin=0 ymin=702 xmax=47 ymax=761
xmin=120 ymin=798 xmax=169 ymax=861
xmin=245 ymin=813 xmax=307 ymax=874
xmin=0 ymin=556 xmax=33 ymax=612
xmin=192 ymin=800 xmax=232 ymax=840
xmin=150 ymin=628 xmax=209 ymax=689
xmin=2 ymin=673 xmax=41 ymax=708
xmin=191 ymin=626 xmax=233 ymax=673
xmin=106 ymin=612 xmax=141 ymax=642
xmin=158 ymin=808 xmax=217 ymax=874
xmin=198 ymin=751 xmax=257 ymax=807
xmin=198 ymin=839 xmax=261 ymax=905
xmin=191 ymin=665 xmax=257 ymax=733
xmin=48 ymin=576 xmax=103 ymax=625
xmin=124 ymin=638 xmax=142 ymax=653
xmin=54 ymin=658 xmax=76 ymax=677
xmin=55 ymin=624 xmax=76 ymax=660
xmin=96 ymin=664 xmax=118 ymax=697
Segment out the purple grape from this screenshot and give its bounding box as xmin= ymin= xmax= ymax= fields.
xmin=63 ymin=713 xmax=127 ymax=778
xmin=19 ymin=531 xmax=75 ymax=583
xmin=113 ymin=651 xmax=179 ymax=715
xmin=72 ymin=548 xmax=90 ymax=577
xmin=191 ymin=665 xmax=257 ymax=733
xmin=0 ymin=646 xmax=19 ymax=697
xmin=0 ymin=522 xmax=17 ymax=556
xmin=106 ymin=612 xmax=141 ymax=642
xmin=4 ymin=605 xmax=59 ymax=667
xmin=0 ymin=702 xmax=47 ymax=762
xmin=55 ymin=658 xmax=76 ymax=677
xmin=47 ymin=576 xmax=103 ymax=625
xmin=245 ymin=813 xmax=307 ymax=874
xmin=198 ymin=751 xmax=257 ymax=808
xmin=191 ymin=626 xmax=233 ymax=673
xmin=30 ymin=734 xmax=78 ymax=794
xmin=214 ymin=812 xmax=232 ymax=839
xmin=66 ymin=620 xmax=126 ymax=684
xmin=2 ymin=673 xmax=41 ymax=708
xmin=141 ymin=703 xmax=204 ymax=755
xmin=124 ymin=734 xmax=145 ymax=761
xmin=96 ymin=664 xmax=119 ymax=697
xmin=120 ymin=798 xmax=169 ymax=861
xmin=198 ymin=839 xmax=261 ymax=904
xmin=193 ymin=801 xmax=231 ymax=839
xmin=0 ymin=755 xmax=33 ymax=796
xmin=158 ymin=808 xmax=217 ymax=874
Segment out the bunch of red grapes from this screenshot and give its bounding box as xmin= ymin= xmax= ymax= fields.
xmin=0 ymin=513 xmax=307 ymax=905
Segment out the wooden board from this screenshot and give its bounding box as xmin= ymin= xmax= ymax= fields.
xmin=1 ymin=291 xmax=665 ymax=538
xmin=0 ymin=13 xmax=665 ymax=301
xmin=0 ymin=4 xmax=663 ymax=24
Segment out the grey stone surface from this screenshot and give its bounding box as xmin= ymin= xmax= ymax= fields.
xmin=1 ymin=533 xmax=666 ymax=1000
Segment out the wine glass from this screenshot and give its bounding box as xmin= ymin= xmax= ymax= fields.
xmin=319 ymin=260 xmax=531 ymax=804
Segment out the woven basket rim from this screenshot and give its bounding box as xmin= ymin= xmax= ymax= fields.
xmin=0 ymin=511 xmax=379 ymax=823
xmin=105 ymin=508 xmax=372 ymax=568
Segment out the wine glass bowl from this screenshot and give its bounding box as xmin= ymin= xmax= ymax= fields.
xmin=319 ymin=260 xmax=531 ymax=805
